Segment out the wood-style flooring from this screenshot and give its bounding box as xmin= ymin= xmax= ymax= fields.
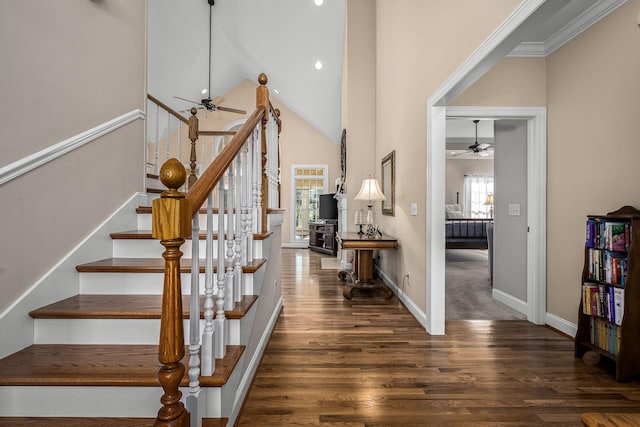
xmin=237 ymin=249 xmax=640 ymax=426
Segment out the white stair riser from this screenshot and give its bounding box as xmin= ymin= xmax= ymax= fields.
xmin=0 ymin=385 xmax=221 ymax=417
xmin=137 ymin=213 xmax=230 ymax=232
xmin=112 ymin=238 xmax=264 ymax=260
xmin=80 ymin=271 xmax=254 ymax=297
xmin=113 ymin=239 xmax=218 ymax=259
xmin=33 ymin=318 xmax=244 ymax=346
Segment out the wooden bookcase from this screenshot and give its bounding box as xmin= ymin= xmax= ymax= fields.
xmin=575 ymin=206 xmax=640 ymax=381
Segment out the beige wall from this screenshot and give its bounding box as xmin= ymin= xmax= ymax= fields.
xmin=213 ymin=79 xmax=340 ymax=244
xmin=546 ymin=0 xmax=640 ymax=323
xmin=0 ymin=1 xmax=146 ymax=314
xmin=451 ymin=57 xmax=546 ymax=107
xmin=373 ymin=0 xmax=521 ymax=311
xmin=343 ymin=0 xmax=377 ymax=226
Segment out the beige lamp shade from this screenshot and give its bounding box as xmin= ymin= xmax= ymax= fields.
xmin=355 ymin=178 xmax=386 ymax=202
xmin=484 ymin=194 xmax=494 ymax=205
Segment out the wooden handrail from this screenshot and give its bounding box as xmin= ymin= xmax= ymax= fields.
xmin=147 ymin=94 xmax=189 ymax=124
xmin=199 ymin=130 xmax=237 ymax=136
xmin=186 ymin=107 xmax=265 ymax=217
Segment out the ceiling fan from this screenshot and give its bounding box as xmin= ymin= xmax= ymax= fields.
xmin=453 ymin=119 xmax=492 ymax=157
xmin=174 ymin=0 xmax=246 ymax=117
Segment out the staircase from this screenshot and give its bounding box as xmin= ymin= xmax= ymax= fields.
xmin=0 ymin=190 xmax=283 ymax=425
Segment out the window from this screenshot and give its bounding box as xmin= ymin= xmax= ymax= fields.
xmin=291 ymin=166 xmax=328 ymax=241
xmin=463 ymin=175 xmax=494 ymax=218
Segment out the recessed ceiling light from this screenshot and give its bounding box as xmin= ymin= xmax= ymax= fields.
xmin=273 ymin=88 xmax=280 ymax=94
xmin=201 ymin=88 xmax=208 ymax=95
xmin=314 ymin=60 xmax=323 ymax=70
xmin=314 ymin=0 xmax=324 ymax=6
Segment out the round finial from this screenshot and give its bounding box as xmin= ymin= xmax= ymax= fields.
xmin=258 ymin=73 xmax=268 ymax=85
xmin=159 ymin=158 xmax=187 ymax=196
xmin=274 ymin=108 xmax=281 ymax=117
xmin=190 ymin=107 xmax=197 ymax=116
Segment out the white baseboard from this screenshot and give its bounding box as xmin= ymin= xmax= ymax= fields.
xmin=229 ymin=297 xmax=284 ymax=425
xmin=545 ymin=312 xmax=577 ymax=337
xmin=492 ymin=288 xmax=528 ymax=315
xmin=282 ymin=242 xmax=308 ymax=248
xmin=376 ymin=267 xmax=428 ymax=330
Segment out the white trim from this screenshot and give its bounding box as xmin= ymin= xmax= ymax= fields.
xmin=0 ymin=109 xmax=145 ymax=186
xmin=289 ymin=164 xmax=329 ymax=244
xmin=444 ymin=106 xmax=547 ymax=326
xmin=545 ymin=312 xmax=577 ymax=338
xmin=492 ymin=288 xmax=528 ymax=316
xmin=229 ymin=297 xmax=284 ymax=424
xmin=377 ymin=267 xmax=428 ymax=329
xmin=428 ymin=0 xmax=545 ymax=107
xmin=507 ymin=0 xmax=628 ymax=57
xmin=544 ymin=0 xmax=627 ymax=56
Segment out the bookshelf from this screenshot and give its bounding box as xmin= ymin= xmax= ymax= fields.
xmin=575 ymin=205 xmax=640 ymax=381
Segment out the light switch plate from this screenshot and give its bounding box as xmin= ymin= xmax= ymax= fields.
xmin=508 ymin=204 xmax=521 ymax=216
xmin=411 ymin=202 xmax=418 ymax=216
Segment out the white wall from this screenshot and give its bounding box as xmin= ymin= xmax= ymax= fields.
xmin=493 ymin=120 xmax=527 ymax=301
xmin=445 ymin=159 xmax=494 ymax=207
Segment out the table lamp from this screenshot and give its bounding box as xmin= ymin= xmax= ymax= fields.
xmin=355 ymin=177 xmax=386 ymax=225
xmin=484 ymin=193 xmax=494 ymax=218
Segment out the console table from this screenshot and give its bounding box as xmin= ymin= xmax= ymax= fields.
xmin=335 ymin=232 xmax=398 ymax=299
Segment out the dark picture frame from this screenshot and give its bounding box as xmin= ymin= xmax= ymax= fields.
xmin=381 ymin=150 xmax=395 ymax=216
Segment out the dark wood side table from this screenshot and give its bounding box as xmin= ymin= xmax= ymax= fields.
xmin=335 ymin=232 xmax=398 ymax=299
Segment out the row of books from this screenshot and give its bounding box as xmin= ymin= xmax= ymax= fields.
xmin=590 ymin=317 xmax=621 ymax=356
xmin=586 ymin=219 xmax=631 ymax=252
xmin=582 ymin=283 xmax=624 ymax=326
xmin=587 ymin=248 xmax=628 ymax=285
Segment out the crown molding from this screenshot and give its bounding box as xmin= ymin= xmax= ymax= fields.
xmin=507 ymin=0 xmax=628 ymax=57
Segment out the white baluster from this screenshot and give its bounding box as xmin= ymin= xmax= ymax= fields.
xmin=241 ymin=145 xmax=250 ymax=265
xmin=225 ymin=163 xmax=235 ymax=311
xmin=234 ymin=154 xmax=243 ymax=303
xmin=254 ymin=126 xmax=263 ymax=233
xmin=187 ymin=215 xmax=201 ymax=426
xmin=215 ymin=179 xmax=226 ymax=359
xmin=166 ymin=113 xmax=171 ymax=163
xmin=201 ymin=194 xmax=215 ymax=376
xmin=246 ymin=135 xmax=255 ymax=262
xmin=154 ymin=104 xmax=160 ymax=175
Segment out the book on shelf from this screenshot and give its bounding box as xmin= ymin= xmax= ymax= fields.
xmin=582 ymin=283 xmax=624 ymax=325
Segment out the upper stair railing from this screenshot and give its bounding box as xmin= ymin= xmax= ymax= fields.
xmin=149 ymin=74 xmax=280 ymax=426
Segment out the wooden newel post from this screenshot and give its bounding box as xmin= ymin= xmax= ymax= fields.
xmin=152 ymin=158 xmax=192 ymax=427
xmin=188 ymin=108 xmax=199 ymax=189
xmin=256 ymin=73 xmax=269 ymax=234
xmin=274 ymin=108 xmax=282 ymax=209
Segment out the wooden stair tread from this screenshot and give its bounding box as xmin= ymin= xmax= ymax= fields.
xmin=581 ymin=412 xmax=640 ymax=427
xmin=0 ymin=418 xmax=227 ymax=427
xmin=29 ymin=294 xmax=257 ymax=320
xmin=111 ymin=229 xmax=270 ymax=241
xmin=75 ymin=257 xmax=266 ymax=273
xmin=0 ymin=344 xmax=244 ymax=387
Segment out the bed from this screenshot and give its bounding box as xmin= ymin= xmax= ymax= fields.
xmin=445 ymin=204 xmax=491 ymax=250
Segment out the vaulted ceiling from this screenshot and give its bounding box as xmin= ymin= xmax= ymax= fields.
xmin=148 ymin=0 xmax=626 ymax=146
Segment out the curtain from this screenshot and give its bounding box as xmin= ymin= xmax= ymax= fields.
xmin=463 ymin=175 xmax=494 ymax=218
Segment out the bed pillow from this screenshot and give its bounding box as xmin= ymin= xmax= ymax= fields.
xmin=445 ymin=204 xmax=464 ymax=219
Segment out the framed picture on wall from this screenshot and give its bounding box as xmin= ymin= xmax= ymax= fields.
xmin=381 ymin=150 xmax=395 ymax=216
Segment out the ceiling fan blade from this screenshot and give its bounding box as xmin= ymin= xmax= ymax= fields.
xmin=477 ymin=143 xmax=491 ymax=150
xmin=215 ymin=105 xmax=247 ymax=115
xmin=174 ymin=96 xmax=201 ymax=105
xmin=478 ymin=151 xmax=491 ymax=157
xmin=211 ymin=96 xmax=225 ymax=105
xmin=180 ymin=106 xmax=205 ymax=113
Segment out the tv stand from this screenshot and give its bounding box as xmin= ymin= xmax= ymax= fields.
xmin=308 ymin=221 xmax=338 ymax=256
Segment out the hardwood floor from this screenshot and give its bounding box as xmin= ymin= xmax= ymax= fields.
xmin=237 ymin=249 xmax=640 ymax=426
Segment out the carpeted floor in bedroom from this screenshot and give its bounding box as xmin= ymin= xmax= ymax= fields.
xmin=446 ymin=249 xmax=525 ymax=320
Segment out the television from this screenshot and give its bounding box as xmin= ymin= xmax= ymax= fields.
xmin=318 ymin=193 xmax=338 ymax=221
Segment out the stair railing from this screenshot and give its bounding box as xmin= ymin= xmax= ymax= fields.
xmin=151 ymin=73 xmax=279 ymax=427
xmin=146 ymin=95 xmax=238 ymax=185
